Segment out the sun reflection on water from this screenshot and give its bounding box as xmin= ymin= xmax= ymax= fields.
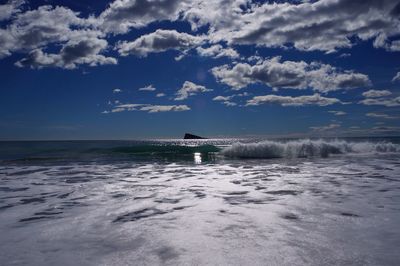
xmin=194 ymin=152 xmax=202 ymax=164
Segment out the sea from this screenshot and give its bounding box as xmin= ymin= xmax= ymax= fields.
xmin=0 ymin=137 xmax=400 ymax=266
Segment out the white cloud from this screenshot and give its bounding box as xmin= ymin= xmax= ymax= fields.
xmin=366 ymin=112 xmax=398 ymax=119
xmin=14 ymin=37 xmax=117 ymax=69
xmin=196 ymin=44 xmax=239 ymax=59
xmin=246 ymin=93 xmax=343 ymax=107
xmin=310 ymin=123 xmax=341 ymax=132
xmin=113 ymin=88 xmax=122 ymax=93
xmin=360 ymin=89 xmax=399 ymax=107
xmin=1 ymin=0 xmax=400 ymax=70
xmin=389 ymin=40 xmax=400 ymax=51
xmin=111 ymin=103 xmax=146 ymax=112
xmin=213 ymin=95 xmax=234 ymax=102
xmin=111 ymin=107 xmax=127 ymax=113
xmin=139 ymin=85 xmax=156 ymax=91
xmin=175 ymin=81 xmax=212 ymax=100
xmin=213 ymin=92 xmax=250 ymax=102
xmin=371 ymin=126 xmax=400 ymax=133
xmin=212 ymin=92 xmax=250 ymax=107
xmin=212 ymin=57 xmax=371 ymax=92
xmin=0 ymin=0 xmax=24 ymax=21
xmin=222 ymin=101 xmax=237 ymax=107
xmin=1 ymin=0 xmax=400 ymax=69
xmin=374 ymin=36 xmax=400 ymax=52
xmin=140 ymin=105 xmax=190 ymax=113
xmin=109 ymin=103 xmax=190 ymax=113
xmin=117 ymin=29 xmax=203 ymax=57
xmin=98 ymin=0 xmax=186 ymax=34
xmin=185 ymin=0 xmax=400 ymax=53
xmin=235 ymin=92 xmax=250 ymax=97
xmin=156 ymin=93 xmax=166 ymax=97
xmin=392 ymin=72 xmax=400 ymax=82
xmin=247 ymin=55 xmax=263 ymax=64
xmin=0 ymin=5 xmax=117 ymax=68
xmin=0 ymin=5 xmax=97 ymax=59
xmin=0 ymin=29 xmax=14 ymax=58
xmin=362 ymin=89 xmax=392 ymax=98
xmin=328 ymin=111 xmax=347 ymax=116
xmin=359 ymin=97 xmax=400 ymax=107
xmin=339 ymin=53 xmax=351 ymax=58
xmin=213 ymin=95 xmax=238 ymax=106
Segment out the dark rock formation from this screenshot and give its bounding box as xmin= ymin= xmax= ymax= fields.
xmin=184 ymin=133 xmax=206 ymax=139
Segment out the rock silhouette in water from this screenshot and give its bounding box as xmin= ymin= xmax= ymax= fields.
xmin=184 ymin=133 xmax=206 ymax=139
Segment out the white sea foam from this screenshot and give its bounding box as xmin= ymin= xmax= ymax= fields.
xmin=221 ymin=139 xmax=400 ymax=158
xmin=1 ymin=145 xmax=400 ymax=265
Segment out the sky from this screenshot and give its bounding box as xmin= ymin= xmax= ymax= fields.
xmin=0 ymin=0 xmax=399 ymax=140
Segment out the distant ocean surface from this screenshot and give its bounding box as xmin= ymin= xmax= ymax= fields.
xmin=1 ymin=137 xmax=400 ymax=265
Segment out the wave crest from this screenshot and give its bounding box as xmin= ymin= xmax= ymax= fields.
xmin=221 ymin=140 xmax=400 ymax=158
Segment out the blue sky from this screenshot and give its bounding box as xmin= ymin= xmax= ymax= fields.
xmin=0 ymin=0 xmax=399 ymax=140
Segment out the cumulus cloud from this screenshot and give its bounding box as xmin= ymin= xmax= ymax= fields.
xmin=13 ymin=49 xmax=57 ymax=68
xmin=392 ymin=72 xmax=400 ymax=82
xmin=109 ymin=103 xmax=190 ymax=113
xmin=175 ymin=81 xmax=212 ymax=100
xmin=0 ymin=5 xmax=88 ymax=58
xmin=113 ymin=88 xmax=122 ymax=93
xmin=1 ymin=0 xmax=400 ymax=69
xmin=212 ymin=57 xmax=371 ymax=92
xmin=374 ymin=36 xmax=400 ymax=52
xmin=196 ymin=44 xmax=239 ymax=59
xmin=0 ymin=0 xmax=24 ymax=21
xmin=156 ymin=93 xmax=166 ymax=97
xmin=185 ymin=0 xmax=400 ymax=53
xmin=0 ymin=4 xmax=117 ymax=68
xmin=328 ymin=111 xmax=347 ymax=116
xmin=246 ymin=93 xmax=343 ymax=107
xmin=0 ymin=29 xmax=14 ymax=58
xmin=362 ymin=89 xmax=392 ymax=98
xmin=139 ymin=85 xmax=156 ymax=91
xmin=98 ymin=0 xmax=185 ymax=34
xmin=15 ymin=37 xmax=117 ymax=69
xmin=2 ymin=0 xmax=400 ymax=69
xmin=117 ymin=29 xmax=203 ymax=57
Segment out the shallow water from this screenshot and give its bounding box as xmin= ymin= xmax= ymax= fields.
xmin=1 ymin=139 xmax=400 ymax=265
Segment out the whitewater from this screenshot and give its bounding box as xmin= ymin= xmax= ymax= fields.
xmin=0 ymin=138 xmax=400 ymax=265
xmin=221 ymin=139 xmax=400 ymax=158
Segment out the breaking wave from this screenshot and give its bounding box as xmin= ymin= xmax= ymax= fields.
xmin=2 ymin=139 xmax=400 ymax=163
xmin=221 ymin=139 xmax=400 ymax=158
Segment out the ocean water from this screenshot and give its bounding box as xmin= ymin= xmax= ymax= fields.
xmin=0 ymin=138 xmax=400 ymax=266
